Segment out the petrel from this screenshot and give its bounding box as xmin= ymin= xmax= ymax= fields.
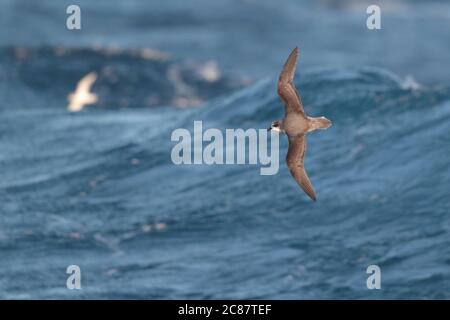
xmin=67 ymin=72 xmax=98 ymax=112
xmin=268 ymin=48 xmax=331 ymax=201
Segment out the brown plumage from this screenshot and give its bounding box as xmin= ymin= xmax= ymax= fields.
xmin=277 ymin=47 xmax=306 ymax=117
xmin=269 ymin=47 xmax=332 ymax=201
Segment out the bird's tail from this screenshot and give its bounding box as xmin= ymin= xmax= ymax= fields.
xmin=310 ymin=117 xmax=332 ymax=131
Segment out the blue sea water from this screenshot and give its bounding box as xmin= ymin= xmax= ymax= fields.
xmin=0 ymin=0 xmax=450 ymax=299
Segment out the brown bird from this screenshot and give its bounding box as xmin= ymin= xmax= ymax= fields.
xmin=268 ymin=47 xmax=332 ymax=201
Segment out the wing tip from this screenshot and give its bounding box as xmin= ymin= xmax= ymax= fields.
xmin=287 ymin=164 xmax=317 ymax=202
xmin=279 ymin=47 xmax=299 ymax=85
xmin=301 ymin=187 xmax=317 ymax=202
xmin=304 ymin=186 xmax=317 ymax=202
xmin=86 ymin=71 xmax=98 ymax=81
xmin=288 ymin=47 xmax=298 ymax=60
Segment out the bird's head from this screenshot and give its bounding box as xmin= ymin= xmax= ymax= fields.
xmin=268 ymin=120 xmax=283 ymax=133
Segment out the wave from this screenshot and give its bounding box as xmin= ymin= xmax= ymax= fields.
xmin=0 ymin=46 xmax=247 ymax=110
xmin=1 ymin=46 xmax=450 ymax=298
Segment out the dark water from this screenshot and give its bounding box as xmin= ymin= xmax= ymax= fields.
xmin=1 ymin=0 xmax=450 ymax=299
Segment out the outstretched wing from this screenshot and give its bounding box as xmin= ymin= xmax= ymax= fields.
xmin=286 ymin=134 xmax=316 ymax=201
xmin=76 ymin=72 xmax=97 ymax=93
xmin=277 ymin=47 xmax=306 ymax=117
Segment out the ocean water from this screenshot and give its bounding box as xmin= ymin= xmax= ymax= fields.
xmin=1 ymin=0 xmax=450 ymax=299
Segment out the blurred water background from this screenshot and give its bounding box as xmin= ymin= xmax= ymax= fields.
xmin=0 ymin=0 xmax=449 ymax=299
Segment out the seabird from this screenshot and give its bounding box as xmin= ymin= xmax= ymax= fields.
xmin=67 ymin=72 xmax=98 ymax=112
xmin=268 ymin=47 xmax=332 ymax=201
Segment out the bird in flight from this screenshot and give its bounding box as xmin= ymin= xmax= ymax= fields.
xmin=67 ymin=72 xmax=98 ymax=112
xmin=268 ymin=47 xmax=331 ymax=201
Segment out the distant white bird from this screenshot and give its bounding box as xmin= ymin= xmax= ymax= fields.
xmin=67 ymin=72 xmax=98 ymax=112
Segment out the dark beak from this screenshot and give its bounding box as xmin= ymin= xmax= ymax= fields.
xmin=267 ymin=127 xmax=272 ymax=131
